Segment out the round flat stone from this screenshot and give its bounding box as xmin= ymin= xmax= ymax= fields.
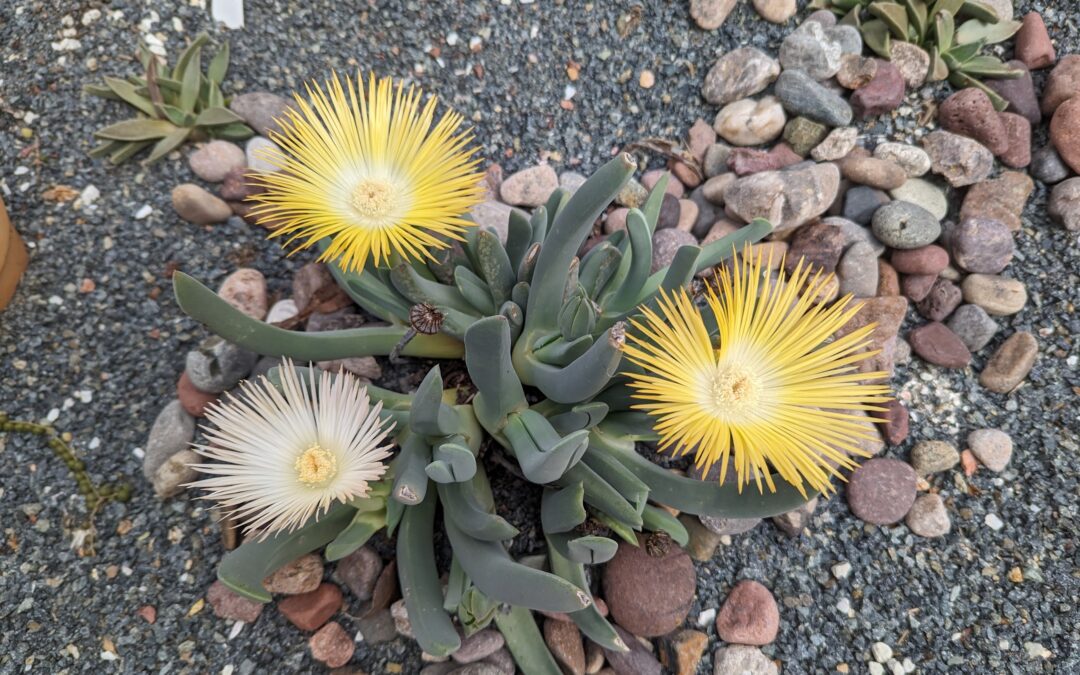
xmin=909 ymin=321 xmax=972 ymax=368
xmin=967 ymin=429 xmax=1014 ymax=472
xmin=905 ymin=493 xmax=951 ymax=538
xmin=846 ymin=458 xmax=917 ymax=525
xmin=872 ymin=201 xmax=942 ymax=249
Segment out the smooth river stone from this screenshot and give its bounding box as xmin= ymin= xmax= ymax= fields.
xmin=890 ymin=177 xmax=948 ymax=220
xmin=702 ymin=47 xmax=781 ymax=105
xmin=950 ymin=217 xmax=1014 ymax=274
xmin=846 ymin=458 xmax=917 ymax=525
xmin=773 ymin=69 xmax=853 ymax=127
xmin=871 ymin=201 xmax=942 ymax=249
xmin=980 ymin=331 xmax=1038 ymax=393
xmin=961 ymin=274 xmax=1028 ymax=315
xmin=909 ymin=321 xmax=972 ymax=368
xmin=714 ymin=96 xmax=786 ymax=146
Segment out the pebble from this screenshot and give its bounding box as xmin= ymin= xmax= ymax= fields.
xmin=881 ymin=399 xmax=910 ymax=445
xmin=1030 ymin=146 xmax=1071 ymax=185
xmin=902 ymin=274 xmax=937 ymax=302
xmin=171 ymin=183 xmax=232 ymax=225
xmin=1041 ymin=55 xmax=1080 ymax=116
xmin=664 ymin=630 xmax=709 ymax=675
xmin=916 ymin=278 xmax=962 ymax=322
xmin=544 ymin=619 xmax=585 ymax=675
xmin=723 ymin=163 xmax=839 ymax=235
xmin=782 ymin=117 xmax=828 ymax=156
xmin=688 ymin=187 xmax=721 ymax=238
xmin=186 ymin=336 xmax=257 ymax=393
xmin=873 ymin=142 xmax=931 ymax=177
xmin=712 ymin=646 xmax=779 ymax=675
xmin=841 ymin=157 xmax=906 ymax=190
xmin=1014 ymin=12 xmax=1055 ymax=69
xmin=805 ymin=9 xmax=837 ymax=27
xmin=779 ymin=21 xmax=843 ymax=80
xmin=245 ymin=136 xmax=281 ymax=173
xmin=643 ymin=169 xmax=686 ymax=198
xmin=752 ymin=0 xmax=796 ymax=22
xmin=835 ymin=295 xmax=908 ymax=374
xmin=959 ymin=171 xmax=1034 ymax=232
xmin=783 ymin=222 xmax=844 ymax=274
xmin=909 ymin=321 xmax=972 ymax=368
xmin=189 ymin=141 xmax=247 ymax=182
xmin=207 ymin=580 xmax=264 ymax=623
xmin=871 ymin=201 xmax=941 ymax=249
xmin=336 ymin=547 xmax=382 ymax=602
xmin=961 ymin=274 xmax=1027 ymax=315
xmin=890 ymin=42 xmax=930 ymax=88
xmin=811 ymin=126 xmax=858 ymax=161
xmin=602 ymin=534 xmax=696 ymax=637
xmin=500 ymin=164 xmax=559 ymax=207
xmin=1049 ymin=96 xmax=1080 ymax=174
xmin=218 ymin=268 xmax=269 ymax=320
xmin=967 ymin=429 xmax=1013 ymax=472
xmin=176 ymin=371 xmax=218 ymax=417
xmin=998 ymin=112 xmax=1032 ymax=168
xmin=219 ymin=165 xmax=263 ymax=201
xmin=356 ymin=610 xmax=397 ymax=645
xmin=682 ymin=515 xmax=723 ymax=562
xmin=690 ymin=0 xmax=737 ymax=30
xmin=702 ymin=47 xmax=780 ymax=105
xmin=651 ymin=228 xmax=698 ymax=273
xmin=676 ymin=199 xmax=700 ymax=232
xmin=713 ymin=96 xmax=786 ymax=146
xmin=877 ymin=259 xmax=900 ymax=296
xmin=842 ymin=185 xmax=889 ymax=226
xmin=152 ymin=449 xmax=199 ymax=499
xmin=824 ymin=216 xmax=885 ymax=255
xmin=229 ymin=92 xmax=297 ymax=137
xmin=980 ymin=331 xmax=1038 ymax=393
xmin=688 ymin=119 xmax=718 ymax=164
xmin=938 ymin=88 xmax=1009 ymax=156
xmin=950 ymin=217 xmax=1014 ymax=274
xmin=727 ymin=144 xmax=802 ymax=175
xmin=142 ymin=399 xmax=195 ymax=480
xmin=1048 ymin=177 xmax=1080 ymax=230
xmin=616 ymin=178 xmax=649 ymax=209
xmin=703 ymin=143 xmax=734 ymax=177
xmin=889 ymin=177 xmax=947 ymax=220
xmin=452 ymin=629 xmax=506 ymax=664
xmin=904 ymin=493 xmax=951 ymax=537
xmin=837 ymin=241 xmax=878 ymax=297
xmin=890 ymin=244 xmax=948 ymax=275
xmin=715 ymin=580 xmax=779 ymax=646
xmin=922 ymin=131 xmax=995 ymax=187
xmin=851 ymin=60 xmax=905 ymax=118
xmin=836 ymin=54 xmax=878 ymax=89
xmin=771 ymin=497 xmax=818 ymax=537
xmin=270 ymin=588 xmax=344 ymax=632
xmin=987 ymin=61 xmax=1041 ymax=125
xmin=910 ymin=440 xmax=960 ymax=476
xmin=946 ymin=304 xmax=1000 ymax=352
xmin=773 ymin=69 xmax=853 ymax=127
xmin=702 ymin=174 xmax=736 ymax=205
xmin=263 ymin=553 xmax=324 ymax=595
xmin=985 ymin=513 xmax=1005 ymax=531
xmin=309 ymin=621 xmax=354 ymax=668
xmin=846 ymin=458 xmax=917 ymax=525
xmin=827 ymin=24 xmax=863 ymax=55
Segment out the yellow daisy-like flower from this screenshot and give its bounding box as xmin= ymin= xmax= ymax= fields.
xmin=622 ymin=248 xmax=891 ymax=496
xmin=248 ymin=72 xmax=485 ymax=273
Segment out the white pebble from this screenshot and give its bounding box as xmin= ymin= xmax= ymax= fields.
xmin=75 ymin=390 xmax=93 ymax=403
xmin=228 ymin=621 xmax=245 ymax=640
xmin=132 ymin=447 xmax=145 ymax=459
xmin=100 ymin=651 xmax=118 ymax=661
xmin=697 ymin=608 xmax=716 ymax=627
xmin=902 ymin=657 xmax=916 ymax=672
xmin=45 ymin=408 xmax=60 ymax=423
xmin=79 ymin=184 xmax=100 ymax=206
xmin=832 ymin=561 xmax=852 ymax=580
xmin=985 ymin=513 xmax=1004 ymax=531
xmin=13 ymin=166 xmax=29 ymax=176
xmin=88 ymin=437 xmax=101 ymax=450
xmin=81 ymin=8 xmax=101 ymax=25
xmin=869 ymin=663 xmax=885 ymax=675
xmin=134 ymin=204 xmax=152 ymax=219
xmin=446 ymin=32 xmax=459 ymax=46
xmin=48 ymin=295 xmax=63 ymax=306
xmin=872 ymin=642 xmax=894 ymax=663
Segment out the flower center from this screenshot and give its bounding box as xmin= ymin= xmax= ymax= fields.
xmin=705 ymin=362 xmax=760 ymax=417
xmin=295 ymin=445 xmax=337 ymax=487
xmin=350 ymin=178 xmax=395 ymax=219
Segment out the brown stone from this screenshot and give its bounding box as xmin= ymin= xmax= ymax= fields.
xmin=916 ymin=278 xmax=962 ymax=322
xmin=880 ymin=399 xmax=909 ymax=445
xmin=662 ymin=630 xmax=709 ymax=675
xmin=206 ymin=580 xmax=265 ymax=623
xmin=901 ymin=273 xmax=938 ymax=302
xmin=890 ymin=245 xmax=949 ymax=276
xmin=715 ymin=580 xmax=779 ymax=646
xmin=279 ymin=583 xmax=343 ymax=631
xmin=1014 ymin=12 xmax=1056 ymax=70
xmin=602 ymin=534 xmax=696 ymax=637
xmin=784 ymin=222 xmax=845 ymax=274
xmin=1041 ymin=55 xmax=1080 ymax=116
xmin=544 ymin=619 xmax=585 ymax=675
xmin=263 ymin=553 xmax=324 ymax=595
xmin=309 ymin=621 xmax=355 ymax=668
xmin=851 ymin=60 xmax=905 ymax=118
xmin=688 ymin=118 xmax=717 ymax=163
xmin=876 ymin=260 xmax=900 ymax=296
xmin=176 ymin=371 xmax=218 ymax=417
xmin=959 ymin=171 xmax=1034 ymax=233
xmin=728 ymin=143 xmax=802 ymax=175
xmin=998 ymin=112 xmax=1031 ymax=168
xmin=669 ymin=159 xmax=702 ymax=189
xmin=909 ymin=321 xmax=971 ymax=368
xmin=837 ymin=54 xmax=878 ymax=89
xmin=980 ymin=331 xmax=1038 ymax=393
xmin=835 ymin=295 xmax=908 ymax=374
xmin=846 ymin=458 xmax=917 ymax=525
xmin=840 ymin=156 xmax=907 ymax=190
xmin=1050 ymin=96 xmax=1080 ymax=174
xmin=691 ymin=0 xmax=738 ymax=30
xmin=938 ymin=88 xmax=1009 ymax=156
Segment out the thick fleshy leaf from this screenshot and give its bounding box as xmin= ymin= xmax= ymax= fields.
xmin=955 ymin=18 xmax=1020 ymax=45
xmin=207 ymin=42 xmax=230 ymax=83
xmin=493 ymin=606 xmax=563 ymax=675
xmin=195 ymin=106 xmax=245 ymax=126
xmin=868 ymin=1 xmax=910 ymax=39
xmin=398 ymin=491 xmax=462 ymax=657
xmin=142 ymin=126 xmax=191 ymax=164
xmin=94 ymin=118 xmax=177 ymax=141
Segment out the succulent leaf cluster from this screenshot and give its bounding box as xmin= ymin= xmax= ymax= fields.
xmin=173 ymin=155 xmax=816 ymax=670
xmin=812 ymin=0 xmax=1023 ymax=108
xmin=86 ymin=33 xmax=253 ymax=164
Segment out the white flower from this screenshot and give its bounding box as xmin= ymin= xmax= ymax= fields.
xmin=188 ymin=361 xmax=393 ymax=538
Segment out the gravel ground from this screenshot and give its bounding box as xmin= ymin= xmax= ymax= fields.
xmin=1 ymin=0 xmax=1078 ymax=673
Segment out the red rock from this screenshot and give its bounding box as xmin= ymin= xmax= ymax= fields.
xmin=877 ymin=260 xmax=900 ymax=296
xmin=908 ymin=321 xmax=972 ymax=368
xmin=1050 ymin=96 xmax=1080 ymax=174
xmin=715 ymin=580 xmax=779 ymax=646
xmin=846 ymin=458 xmax=917 ymax=525
xmin=890 ymin=245 xmax=949 ymax=276
xmin=916 ymin=278 xmax=963 ymax=322
xmin=938 ymin=88 xmax=1009 ymax=156
xmin=784 ymin=222 xmax=845 ymax=275
xmin=986 ymin=60 xmax=1041 ymax=125
xmin=669 ymin=159 xmax=702 ymax=189
xmin=642 ymin=169 xmax=685 ymax=198
xmin=688 ymin=118 xmax=717 ymax=163
xmin=219 ymin=166 xmax=266 ymax=201
xmin=309 ymin=621 xmax=355 ymax=668
xmin=1041 ymin=55 xmax=1080 ymax=116
xmin=851 ymin=60 xmax=905 ymax=118
xmin=998 ymin=112 xmax=1031 ymax=168
xmin=728 ymin=143 xmax=802 ymax=175
xmin=176 ymin=371 xmax=218 ymax=417
xmin=278 ymin=582 xmax=343 ymax=631
xmin=880 ymin=399 xmax=909 ymax=445
xmin=602 ymin=534 xmax=696 ymax=637
xmin=263 ymin=553 xmax=324 ymax=595
xmin=901 ymin=273 xmax=937 ymax=302
xmin=544 ymin=618 xmax=586 ymax=675
xmin=1014 ymin=12 xmax=1055 ymax=70
xmin=835 ymin=295 xmax=908 ymax=374
xmin=136 ymin=605 xmax=157 ymax=624
xmin=959 ymin=171 xmax=1034 ymax=233
xmin=207 ymin=580 xmax=265 ymax=623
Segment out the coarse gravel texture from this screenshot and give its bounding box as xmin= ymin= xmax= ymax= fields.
xmin=1 ymin=0 xmax=1078 ymax=673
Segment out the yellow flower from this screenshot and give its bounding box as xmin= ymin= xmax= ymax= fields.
xmin=621 ymin=247 xmax=891 ymax=496
xmin=248 ymin=72 xmax=485 ymax=273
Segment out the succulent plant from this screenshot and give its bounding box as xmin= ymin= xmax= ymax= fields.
xmin=811 ymin=0 xmax=1023 ymax=109
xmin=172 ymin=155 xmax=817 ymax=669
xmin=85 ymin=33 xmax=253 ymax=164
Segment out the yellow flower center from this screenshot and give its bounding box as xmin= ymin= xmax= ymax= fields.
xmin=705 ymin=362 xmax=760 ymax=418
xmin=350 ymin=178 xmax=396 ymax=219
xmin=295 ymin=445 xmax=337 ymax=487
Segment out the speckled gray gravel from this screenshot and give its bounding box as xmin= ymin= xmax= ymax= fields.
xmin=1 ymin=1 xmax=1077 ymax=673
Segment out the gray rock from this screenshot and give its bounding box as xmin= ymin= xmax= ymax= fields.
xmin=688 ymin=186 xmax=721 ymax=238
xmin=651 ymin=228 xmax=698 ymax=272
xmin=558 ymin=171 xmax=587 ymax=193
xmin=946 ymin=304 xmax=1000 ymax=352
xmin=950 ymin=216 xmax=1015 ymax=273
xmin=910 ymin=440 xmax=960 ymax=476
xmin=605 ymin=626 xmax=663 ymax=675
xmin=185 ymin=336 xmax=258 ymax=394
xmin=355 ymin=610 xmax=397 ymax=645
xmin=842 ymin=185 xmax=890 ymax=226
xmin=872 ymin=201 xmax=942 ymax=249
xmin=779 ymin=21 xmax=843 ymax=80
xmin=874 ymin=142 xmax=932 ymax=177
xmin=245 ymin=136 xmax=281 ymax=173
xmin=837 ymin=241 xmax=879 ymax=297
xmin=469 ymin=200 xmax=516 ymax=243
xmin=724 ymin=163 xmax=840 ymax=235
xmin=825 ymin=24 xmax=863 ymax=55
xmin=142 ymin=399 xmax=196 ymax=480
xmin=1048 ymin=177 xmax=1080 ymax=231
xmin=967 ymin=429 xmax=1013 ymax=472
xmin=1030 ymin=146 xmax=1072 ymax=185
xmin=713 ymin=645 xmax=779 ymax=675
xmin=822 ymin=216 xmax=886 ymax=255
xmin=702 ymin=47 xmax=780 ymax=105
xmin=451 ymin=629 xmax=505 ymax=664
xmin=703 ymin=143 xmax=734 ymax=177
xmin=335 ymin=546 xmax=382 ymax=601
xmin=229 ymin=92 xmax=297 ymax=137
xmin=890 ymin=177 xmax=948 ymax=220
xmin=921 ymin=130 xmax=995 ymax=187
xmin=905 ymin=493 xmax=951 ymax=538
xmin=774 ymin=69 xmax=853 ymax=127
